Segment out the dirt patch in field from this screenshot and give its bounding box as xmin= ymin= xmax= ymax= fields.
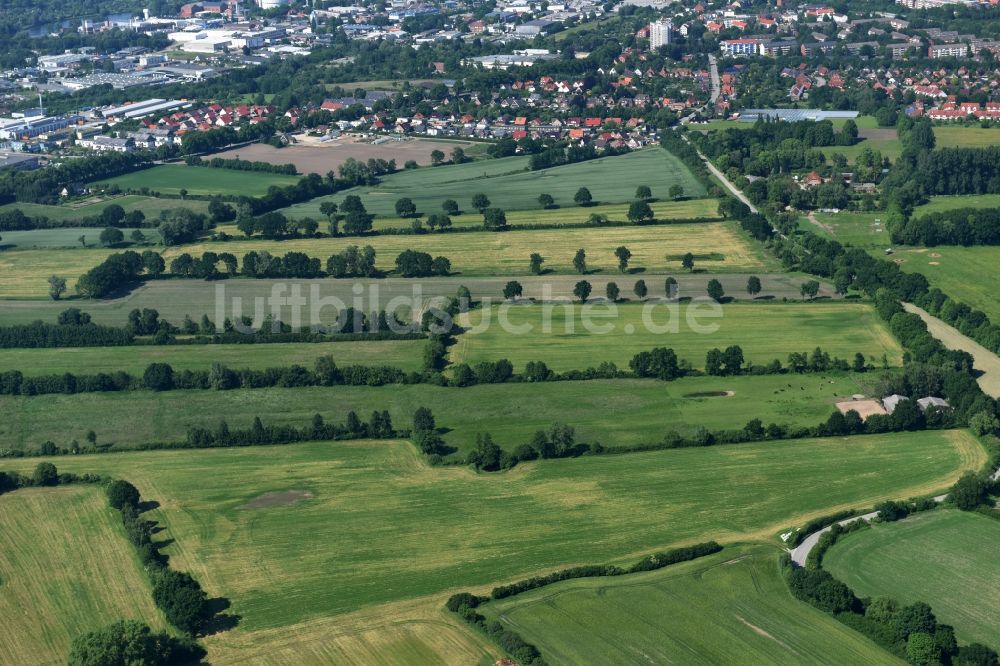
xmin=211 ymin=136 xmax=478 ymax=175
xmin=683 ymin=390 xmax=735 ymax=398
xmin=240 ymin=490 xmax=313 ymax=509
xmin=858 ymin=128 xmax=897 ymax=141
xmin=836 ymin=399 xmax=887 ymax=421
xmin=929 ymin=252 xmax=942 ymax=258
xmin=893 ymin=258 xmax=907 ymax=264
xmin=929 ymin=261 xmax=940 ymax=266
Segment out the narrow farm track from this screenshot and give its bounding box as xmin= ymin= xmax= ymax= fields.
xmin=904 ymin=302 xmax=1000 ymax=398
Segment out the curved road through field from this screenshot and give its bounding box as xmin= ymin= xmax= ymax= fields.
xmin=792 ymin=307 xmax=1000 ymax=565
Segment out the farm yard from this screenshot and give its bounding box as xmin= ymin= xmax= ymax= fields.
xmin=0 ymin=486 xmax=168 ymax=666
xmin=0 ymin=374 xmax=881 ymax=456
xmin=283 ymin=148 xmax=708 ymax=218
xmin=0 ymin=431 xmax=982 ymax=662
xmin=479 ymin=544 xmax=900 ymax=665
xmin=94 ymin=164 xmax=302 ymax=197
xmin=451 ymin=302 xmax=904 ymax=372
xmin=823 ymin=509 xmax=1000 ymax=650
xmin=210 ymin=135 xmax=490 ymax=175
xmin=0 ymin=338 xmax=426 ymax=377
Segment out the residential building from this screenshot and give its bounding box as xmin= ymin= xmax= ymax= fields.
xmin=649 ymin=20 xmax=672 ymax=49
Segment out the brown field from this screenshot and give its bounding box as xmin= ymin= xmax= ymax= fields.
xmin=210 ymin=136 xmax=483 ymax=175
xmin=836 ymin=398 xmax=887 ymax=420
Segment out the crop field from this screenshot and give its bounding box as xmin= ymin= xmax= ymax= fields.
xmin=824 ymin=509 xmax=1000 ymax=649
xmin=0 ymin=486 xmax=167 ymax=666
xmin=0 ymin=339 xmax=426 ymax=377
xmin=451 ymin=302 xmax=903 ymax=372
xmin=480 ymin=544 xmax=899 ymax=665
xmin=0 ymin=273 xmax=825 ymax=326
xmin=0 ymin=374 xmax=880 ymax=456
xmin=164 ymin=221 xmax=770 ymax=276
xmin=890 ymin=246 xmax=1000 ymax=322
xmin=95 ymin=164 xmax=301 ymax=197
xmin=0 ymin=431 xmax=981 ymax=661
xmin=283 ymin=148 xmax=707 ymax=217
xmin=0 ymin=195 xmax=210 ymax=223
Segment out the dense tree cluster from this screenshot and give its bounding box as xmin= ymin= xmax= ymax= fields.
xmin=67 ymin=620 xmax=204 ymax=666
xmin=0 ymin=153 xmax=150 ymax=205
xmin=890 ymin=207 xmax=1000 ymax=246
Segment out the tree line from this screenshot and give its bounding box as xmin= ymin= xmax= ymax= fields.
xmin=0 ymin=307 xmax=423 ymax=349
xmin=890 ymin=207 xmax=1000 ymax=247
xmin=184 ymin=155 xmax=298 ymax=176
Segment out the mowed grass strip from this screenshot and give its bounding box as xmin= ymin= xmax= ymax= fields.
xmin=96 ymin=164 xmax=301 ymax=197
xmin=0 ymin=339 xmax=426 ymax=377
xmin=480 ymin=544 xmax=900 ymax=665
xmin=451 ymin=302 xmax=903 ymax=372
xmin=0 ymin=431 xmax=982 ymax=636
xmin=284 ymin=148 xmax=707 ymax=218
xmin=0 ymin=486 xmax=168 ymax=666
xmin=164 ymin=221 xmax=769 ymax=276
xmin=823 ymin=509 xmax=1000 ymax=649
xmin=0 ymin=374 xmax=875 ymax=456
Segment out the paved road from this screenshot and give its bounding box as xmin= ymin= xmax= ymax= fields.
xmin=707 ymin=55 xmax=720 ymax=106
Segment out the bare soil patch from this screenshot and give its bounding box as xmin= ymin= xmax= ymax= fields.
xmin=240 ymin=490 xmax=313 ymax=509
xmin=212 ymin=136 xmax=478 ymax=175
xmin=836 ymin=399 xmax=887 ymax=421
xmin=858 ymin=128 xmax=897 ymax=140
xmin=683 ymin=390 xmax=735 ymax=398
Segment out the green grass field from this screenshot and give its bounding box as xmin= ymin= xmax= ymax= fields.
xmin=96 ymin=165 xmax=301 ymax=197
xmin=0 ymin=195 xmax=210 ymax=223
xmin=0 ymin=374 xmax=882 ymax=456
xmin=891 ymin=246 xmax=1000 ymax=322
xmin=451 ymin=302 xmax=903 ymax=372
xmin=912 ymin=194 xmax=1000 ymax=216
xmin=480 ymin=544 xmax=900 ymax=665
xmin=803 ymin=211 xmax=889 ymax=249
xmin=824 ymin=509 xmax=1000 ymax=649
xmin=0 ymin=246 xmax=118 ymax=299
xmin=0 ymin=226 xmax=161 ymax=249
xmin=0 ymin=339 xmax=425 ymax=377
xmin=283 ymin=148 xmax=707 ymax=218
xmin=0 ymin=430 xmax=981 ymax=661
xmin=935 ymin=125 xmax=1000 ymax=148
xmin=0 ymin=486 xmax=168 ymax=666
xmin=164 ymin=221 xmax=770 ymax=277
